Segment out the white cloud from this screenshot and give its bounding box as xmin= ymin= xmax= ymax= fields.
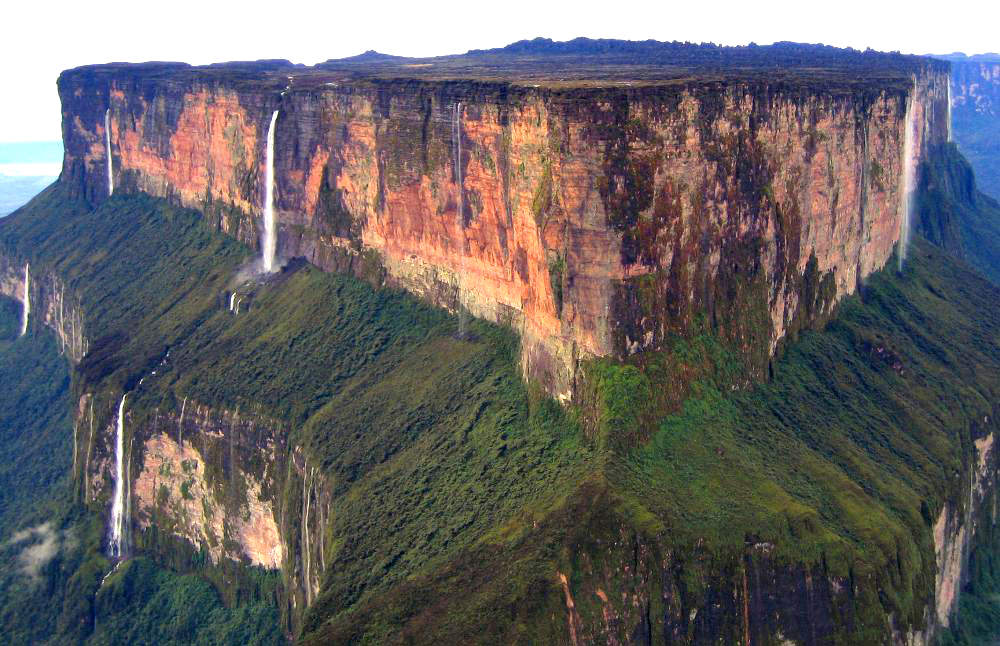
xmin=5 ymin=522 xmax=68 ymax=583
xmin=0 ymin=163 xmax=61 ymax=177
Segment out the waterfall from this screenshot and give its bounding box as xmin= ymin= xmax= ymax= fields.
xmin=452 ymin=102 xmax=469 ymax=339
xmin=947 ymin=81 xmax=953 ymax=143
xmin=453 ymin=102 xmax=463 ymax=225
xmin=178 ymin=396 xmax=187 ymax=447
xmin=105 ymin=109 xmax=114 ymax=196
xmin=229 ymin=292 xmax=237 ymax=312
xmin=108 ymin=394 xmax=127 ymax=559
xmin=898 ymin=92 xmax=917 ymax=271
xmin=261 ymin=110 xmax=280 ymax=273
xmin=19 ymin=264 xmax=30 ymax=337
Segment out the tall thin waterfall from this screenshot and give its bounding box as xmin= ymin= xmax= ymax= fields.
xmin=19 ymin=264 xmax=30 ymax=337
xmin=453 ymin=102 xmax=463 ymax=225
xmin=947 ymin=81 xmax=953 ymax=142
xmin=453 ymin=102 xmax=469 ymax=339
xmin=898 ymin=93 xmax=917 ymax=271
xmin=108 ymin=395 xmax=127 ymax=558
xmin=261 ymin=110 xmax=279 ymax=273
xmin=105 ymin=109 xmax=114 ymax=196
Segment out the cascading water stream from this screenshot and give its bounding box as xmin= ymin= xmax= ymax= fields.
xmin=453 ymin=102 xmax=463 ymax=226
xmin=898 ymin=92 xmax=917 ymax=271
xmin=452 ymin=102 xmax=469 ymax=339
xmin=108 ymin=394 xmax=127 ymax=558
xmin=261 ymin=110 xmax=279 ymax=273
xmin=105 ymin=109 xmax=114 ymax=196
xmin=947 ymin=81 xmax=953 ymax=142
xmin=19 ymin=263 xmax=30 ymax=337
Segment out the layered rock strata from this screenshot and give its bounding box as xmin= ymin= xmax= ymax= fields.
xmin=58 ymin=58 xmax=949 ymax=398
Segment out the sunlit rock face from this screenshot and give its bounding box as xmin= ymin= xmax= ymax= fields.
xmin=78 ymin=394 xmax=288 ymax=570
xmin=56 ymin=53 xmax=948 ymax=399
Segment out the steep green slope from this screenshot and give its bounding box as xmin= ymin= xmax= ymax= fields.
xmin=303 ymin=237 xmax=999 ymax=644
xmin=0 ymin=183 xmax=594 ymax=641
xmin=0 ymin=300 xmax=283 ymax=644
xmin=0 ymin=296 xmax=72 ymax=535
xmin=0 ymin=189 xmax=287 ymax=645
xmin=0 ymin=141 xmax=997 ymax=643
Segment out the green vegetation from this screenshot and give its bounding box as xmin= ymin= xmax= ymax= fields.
xmin=0 ymin=132 xmax=997 ymax=642
xmin=616 ymin=238 xmax=997 ymax=624
xmin=305 ymin=237 xmax=998 ymax=643
xmin=0 ymin=183 xmax=596 ymax=642
xmin=0 ymin=296 xmax=72 ymax=535
xmin=0 ymin=296 xmax=281 ymax=645
xmin=89 ymin=557 xmax=282 ymax=645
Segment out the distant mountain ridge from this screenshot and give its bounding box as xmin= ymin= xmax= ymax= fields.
xmin=933 ymin=52 xmax=1000 ymax=62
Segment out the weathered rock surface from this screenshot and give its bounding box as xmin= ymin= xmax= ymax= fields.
xmin=0 ymin=254 xmax=88 ymax=361
xmin=57 ymin=49 xmax=949 ymax=398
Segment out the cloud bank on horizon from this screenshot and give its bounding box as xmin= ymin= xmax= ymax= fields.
xmin=3 ymin=0 xmax=996 ymax=143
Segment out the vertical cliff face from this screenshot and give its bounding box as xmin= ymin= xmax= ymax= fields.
xmin=947 ymin=57 xmax=1000 ymax=199
xmin=0 ymin=254 xmax=88 ymax=361
xmin=74 ymin=393 xmax=287 ymax=570
xmin=57 ymin=59 xmax=949 ymax=399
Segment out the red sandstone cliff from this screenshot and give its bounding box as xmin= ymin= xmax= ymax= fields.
xmin=57 ymin=54 xmax=950 ymax=398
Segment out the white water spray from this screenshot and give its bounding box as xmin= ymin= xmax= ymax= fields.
xmin=105 ymin=109 xmax=114 ymax=196
xmin=452 ymin=102 xmax=470 ymax=339
xmin=108 ymin=395 xmax=127 ymax=559
xmin=229 ymin=292 xmax=237 ymax=312
xmin=898 ymin=92 xmax=917 ymax=271
xmin=261 ymin=110 xmax=279 ymax=273
xmin=947 ymin=81 xmax=953 ymax=143
xmin=19 ymin=264 xmax=30 ymax=337
xmin=453 ymin=102 xmax=463 ymax=226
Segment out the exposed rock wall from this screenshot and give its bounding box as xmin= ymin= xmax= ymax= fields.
xmin=931 ymin=432 xmax=995 ymax=628
xmin=72 ymin=389 xmax=332 ymax=632
xmin=57 ymin=65 xmax=949 ymax=398
xmin=0 ymin=252 xmax=88 ymax=361
xmin=549 ymin=429 xmax=997 ymax=645
xmin=77 ymin=394 xmax=287 ymax=570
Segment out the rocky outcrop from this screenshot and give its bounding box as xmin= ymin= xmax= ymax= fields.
xmin=931 ymin=432 xmax=995 ymax=628
xmin=57 ymin=52 xmax=949 ymax=399
xmin=77 ymin=393 xmax=287 ymax=570
xmin=0 ymin=253 xmax=88 ymax=361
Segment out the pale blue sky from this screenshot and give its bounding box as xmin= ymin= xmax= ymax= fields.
xmin=2 ymin=0 xmax=996 ymax=142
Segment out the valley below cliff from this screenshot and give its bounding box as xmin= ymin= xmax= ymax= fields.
xmin=0 ymin=40 xmax=999 ymax=645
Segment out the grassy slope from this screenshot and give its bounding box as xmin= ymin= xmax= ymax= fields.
xmin=0 ymin=187 xmax=285 ymax=645
xmin=0 ymin=184 xmax=594 ymax=641
xmin=302 ymin=238 xmax=999 ymax=643
xmin=1 ymin=168 xmax=997 ymax=642
xmin=613 ymin=238 xmax=998 ymax=631
xmin=0 ymin=296 xmax=72 ymax=535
